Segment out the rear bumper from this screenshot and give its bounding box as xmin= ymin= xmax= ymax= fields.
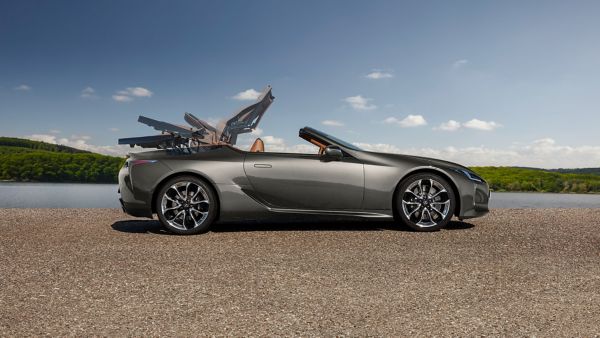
xmin=120 ymin=198 xmax=153 ymax=217
xmin=118 ymin=167 xmax=153 ymax=218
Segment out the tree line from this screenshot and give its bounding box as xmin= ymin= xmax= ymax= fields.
xmin=471 ymin=166 xmax=600 ymax=193
xmin=0 ymin=151 xmax=124 ymax=183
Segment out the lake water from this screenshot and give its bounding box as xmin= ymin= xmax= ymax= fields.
xmin=0 ymin=182 xmax=119 ymax=208
xmin=0 ymin=182 xmax=599 ymax=209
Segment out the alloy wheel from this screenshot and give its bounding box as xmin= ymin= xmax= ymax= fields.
xmin=160 ymin=181 xmax=210 ymax=230
xmin=401 ymin=178 xmax=451 ymax=228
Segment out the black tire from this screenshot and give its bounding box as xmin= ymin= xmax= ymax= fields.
xmin=155 ymin=175 xmax=218 ymax=235
xmin=395 ymin=173 xmax=456 ymax=232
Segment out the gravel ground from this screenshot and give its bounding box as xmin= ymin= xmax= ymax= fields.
xmin=0 ymin=208 xmax=599 ymax=336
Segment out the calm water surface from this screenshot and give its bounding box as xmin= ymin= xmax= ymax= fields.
xmin=1 ymin=182 xmax=599 ymax=209
xmin=0 ymin=182 xmax=119 ymax=208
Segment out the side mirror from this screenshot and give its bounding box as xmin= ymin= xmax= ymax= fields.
xmin=321 ymin=145 xmax=343 ymax=161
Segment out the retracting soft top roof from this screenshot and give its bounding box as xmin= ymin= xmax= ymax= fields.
xmin=118 ymin=85 xmax=274 ymax=149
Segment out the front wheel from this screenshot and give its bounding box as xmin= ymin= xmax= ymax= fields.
xmin=155 ymin=176 xmax=218 ymax=235
xmin=396 ymin=173 xmax=456 ymax=232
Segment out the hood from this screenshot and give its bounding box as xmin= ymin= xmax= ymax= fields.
xmin=361 ymin=151 xmax=471 ymax=171
xmin=410 ymin=155 xmax=471 ymax=171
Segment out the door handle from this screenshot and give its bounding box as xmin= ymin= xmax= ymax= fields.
xmin=253 ymin=164 xmax=272 ymax=168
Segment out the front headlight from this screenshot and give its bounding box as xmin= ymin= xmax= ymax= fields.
xmin=452 ymin=168 xmax=484 ymax=183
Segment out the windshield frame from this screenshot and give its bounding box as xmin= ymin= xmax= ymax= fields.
xmin=301 ymin=127 xmax=362 ymax=151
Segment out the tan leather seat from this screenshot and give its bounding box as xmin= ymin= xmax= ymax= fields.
xmin=249 ymin=138 xmax=264 ymax=152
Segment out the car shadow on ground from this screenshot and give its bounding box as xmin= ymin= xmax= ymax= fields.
xmin=111 ymin=220 xmax=168 ymax=235
xmin=111 ymin=218 xmax=474 ymax=235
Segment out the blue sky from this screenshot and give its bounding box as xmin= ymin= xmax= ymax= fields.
xmin=1 ymin=0 xmax=600 ymax=167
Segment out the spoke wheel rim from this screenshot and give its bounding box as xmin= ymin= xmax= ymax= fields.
xmin=161 ymin=181 xmax=210 ymax=231
xmin=401 ymin=178 xmax=451 ymax=228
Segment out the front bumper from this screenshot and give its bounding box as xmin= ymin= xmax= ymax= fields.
xmin=458 ymin=181 xmax=490 ymax=219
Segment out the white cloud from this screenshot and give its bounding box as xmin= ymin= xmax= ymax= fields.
xmin=15 ymin=84 xmax=31 ymax=91
xmin=233 ymin=89 xmax=261 ymax=101
xmin=344 ymin=95 xmax=376 ymax=111
xmin=250 ymin=127 xmax=263 ymax=136
xmin=532 ymin=138 xmax=555 ymax=148
xmin=71 ymin=134 xmax=91 ymax=141
xmin=463 ymin=118 xmax=501 ymax=131
xmin=80 ymin=86 xmax=97 ymax=99
xmin=261 ymin=135 xmax=285 ymax=146
xmin=126 ymin=87 xmax=153 ymax=97
xmin=366 ymin=71 xmax=393 ymax=79
xmin=109 ymin=127 xmax=120 ymax=132
xmin=112 ymin=87 xmax=153 ymax=102
xmin=49 ymin=129 xmax=61 ymax=134
xmin=434 ymin=120 xmax=461 ymax=131
xmin=28 ymin=134 xmax=58 ymax=144
xmin=384 ymin=114 xmax=427 ymax=127
xmin=285 ymin=144 xmax=320 ymax=153
xmin=112 ymin=94 xmax=133 ymax=102
xmin=453 ymin=59 xmax=469 ymax=69
xmin=354 ymin=138 xmax=600 ymax=168
xmin=321 ymin=120 xmax=344 ymax=127
xmin=354 ymin=142 xmax=403 ymax=154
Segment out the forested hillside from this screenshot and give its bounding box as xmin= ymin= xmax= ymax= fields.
xmin=513 ymin=166 xmax=600 ymax=175
xmin=471 ymin=166 xmax=600 ymax=193
xmin=0 ymin=137 xmax=90 ymax=153
xmin=547 ymin=168 xmax=600 ymax=175
xmin=0 ymin=137 xmax=124 ymax=183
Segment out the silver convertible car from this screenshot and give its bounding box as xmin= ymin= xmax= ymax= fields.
xmin=118 ymin=87 xmax=489 ymax=234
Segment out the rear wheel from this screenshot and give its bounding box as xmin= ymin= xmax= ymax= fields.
xmin=396 ymin=173 xmax=455 ymax=232
xmin=155 ymin=176 xmax=218 ymax=235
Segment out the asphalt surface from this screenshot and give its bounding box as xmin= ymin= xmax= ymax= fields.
xmin=0 ymin=208 xmax=599 ymax=336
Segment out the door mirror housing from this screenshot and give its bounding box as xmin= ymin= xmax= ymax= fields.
xmin=321 ymin=145 xmax=343 ymax=161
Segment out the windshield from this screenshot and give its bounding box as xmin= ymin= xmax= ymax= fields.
xmin=309 ymin=128 xmax=362 ymax=151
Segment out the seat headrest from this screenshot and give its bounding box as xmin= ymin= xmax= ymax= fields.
xmin=250 ymin=138 xmax=264 ymax=152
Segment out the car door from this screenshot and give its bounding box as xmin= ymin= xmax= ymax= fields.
xmin=243 ymin=152 xmax=364 ymax=210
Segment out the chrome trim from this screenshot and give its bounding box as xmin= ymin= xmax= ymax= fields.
xmin=266 ymin=207 xmax=393 ymax=218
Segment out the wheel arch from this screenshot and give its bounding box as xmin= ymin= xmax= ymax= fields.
xmin=151 ymin=171 xmax=221 ymax=219
xmin=392 ymin=167 xmax=461 ymax=219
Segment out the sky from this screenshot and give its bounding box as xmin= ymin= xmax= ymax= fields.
xmin=1 ymin=0 xmax=600 ymax=168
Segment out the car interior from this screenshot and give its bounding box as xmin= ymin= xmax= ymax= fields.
xmin=247 ymin=132 xmax=328 ymax=155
